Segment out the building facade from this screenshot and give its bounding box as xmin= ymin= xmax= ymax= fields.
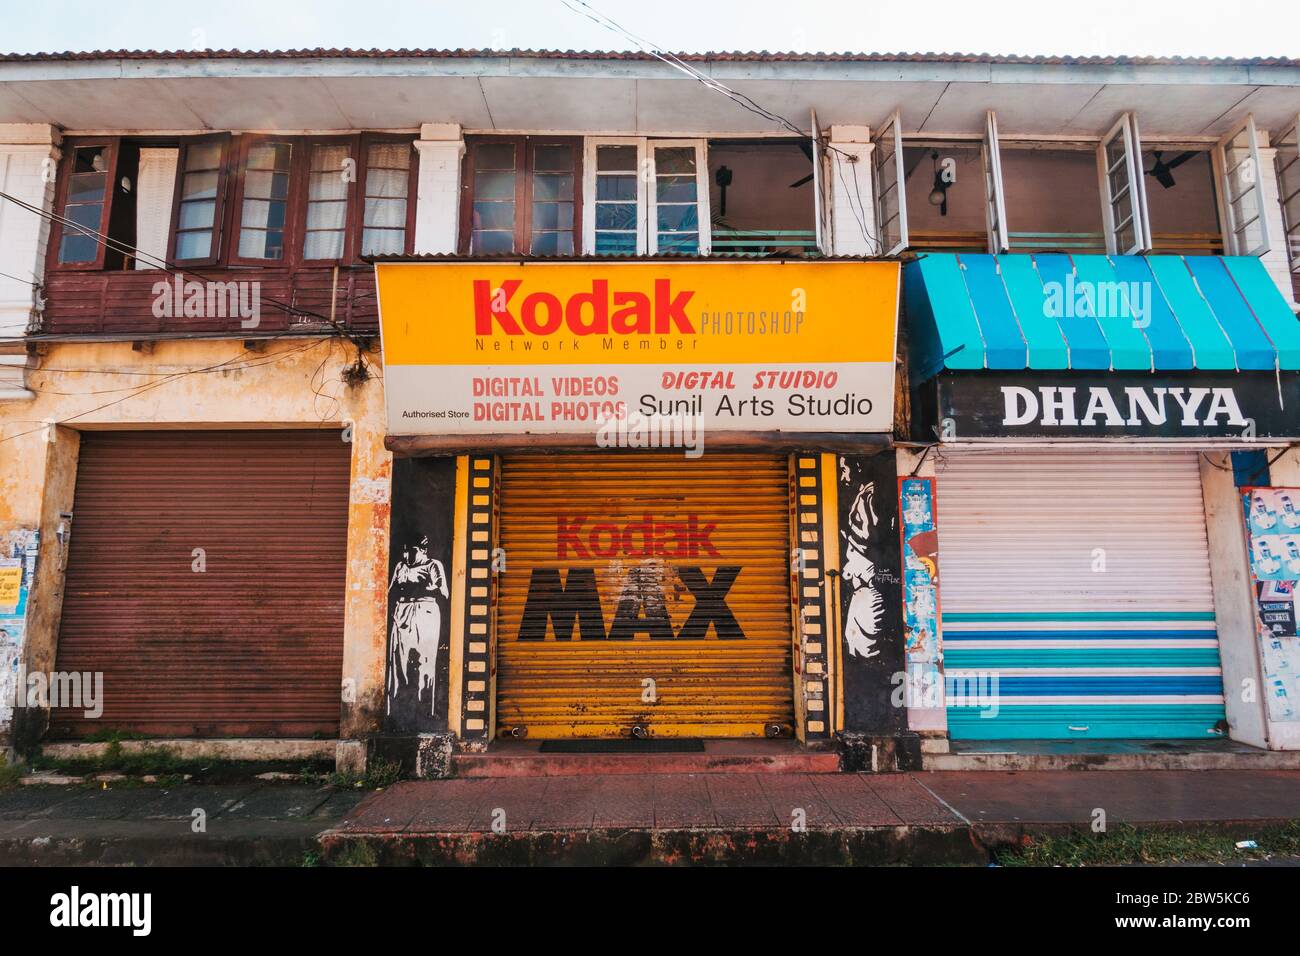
xmin=1 ymin=49 xmax=1299 ymax=772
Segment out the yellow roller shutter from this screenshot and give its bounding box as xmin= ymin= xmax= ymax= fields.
xmin=496 ymin=453 xmax=794 ymax=739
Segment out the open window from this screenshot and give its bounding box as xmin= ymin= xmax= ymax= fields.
xmin=706 ymin=138 xmax=818 ymax=257
xmin=872 ymin=111 xmax=908 ymax=256
xmin=1000 ymin=141 xmax=1106 ymax=253
xmin=1097 ymin=113 xmax=1150 ymax=255
xmin=584 ymin=138 xmax=708 ymax=255
xmin=1214 ymin=115 xmax=1271 ymax=257
xmin=982 ymin=112 xmax=1010 ymax=254
xmin=50 ymin=138 xmax=137 ymax=271
xmin=1138 ymin=140 xmax=1222 ymax=255
xmin=170 ymin=134 xmax=230 ymax=266
xmin=1272 ymin=115 xmax=1300 ymax=277
xmin=902 ymin=138 xmax=989 ymax=253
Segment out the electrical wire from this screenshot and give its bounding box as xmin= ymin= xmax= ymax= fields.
xmin=559 ymin=0 xmax=884 ymax=253
xmin=0 ymin=188 xmax=364 ymax=344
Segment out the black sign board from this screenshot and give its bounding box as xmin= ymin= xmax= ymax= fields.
xmin=928 ymin=370 xmax=1300 ymax=440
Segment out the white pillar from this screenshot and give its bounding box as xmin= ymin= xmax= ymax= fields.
xmin=827 ymin=125 xmax=878 ymax=257
xmin=413 ymin=123 xmax=465 ymax=256
xmin=0 ymin=124 xmax=58 ymax=400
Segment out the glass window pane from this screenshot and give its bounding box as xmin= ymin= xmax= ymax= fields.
xmin=186 ymin=142 xmax=223 ymax=171
xmin=175 ymin=231 xmax=212 ymax=260
xmin=531 ymin=201 xmax=573 ymax=231
xmin=533 ymin=145 xmax=574 ymax=172
xmin=597 ymin=145 xmax=637 ymax=171
xmin=596 ymin=203 xmax=637 ymax=230
xmin=304 ymin=230 xmax=344 ymax=260
xmin=59 ymin=233 xmax=99 ymax=263
xmin=532 ymin=173 xmax=574 ymax=201
xmin=306 ymin=200 xmax=348 ymax=232
xmin=312 ymin=144 xmax=350 ymax=172
xmin=365 ymin=198 xmax=406 ymax=229
xmin=309 ymin=169 xmax=348 ymax=202
xmin=474 ymin=170 xmax=515 ymax=200
xmin=68 ymin=172 xmax=107 ymax=204
xmin=177 ymin=198 xmax=215 ymax=230
xmin=66 ymin=203 xmax=103 ymax=229
xmin=595 ymin=232 xmax=637 ymax=254
xmin=248 ymin=143 xmax=292 ymax=171
xmin=476 ymin=143 xmax=517 ymax=171
xmin=597 ymin=176 xmax=636 ymax=202
xmin=531 ymin=231 xmax=575 ymax=255
xmin=367 ymin=141 xmax=411 ymax=170
xmin=239 ymin=228 xmax=284 ymax=260
xmin=362 ymin=229 xmax=404 ymax=256
xmin=657 ymin=204 xmax=699 ymax=232
xmin=366 ymin=168 xmax=408 ymax=199
xmin=655 ymin=147 xmax=696 ymax=174
xmin=656 ymin=175 xmax=696 ymax=203
xmin=473 ymin=201 xmax=515 ymax=230
xmin=473 ymin=230 xmax=515 ymax=253
xmin=657 ymin=233 xmax=698 ymax=253
xmin=181 ymin=169 xmax=219 ymax=201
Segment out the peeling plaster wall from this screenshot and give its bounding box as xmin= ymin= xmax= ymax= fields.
xmin=0 ymin=338 xmax=391 ymax=752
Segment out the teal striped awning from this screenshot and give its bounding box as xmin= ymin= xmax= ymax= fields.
xmin=904 ymin=253 xmax=1300 ymax=382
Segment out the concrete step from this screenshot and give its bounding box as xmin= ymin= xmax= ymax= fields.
xmin=453 ymin=740 xmax=841 ymax=777
xmin=925 ymin=747 xmax=1300 ymax=772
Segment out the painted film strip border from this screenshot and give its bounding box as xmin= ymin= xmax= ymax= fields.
xmin=795 ymin=454 xmax=831 ymax=740
xmin=460 ymin=455 xmax=496 ymax=740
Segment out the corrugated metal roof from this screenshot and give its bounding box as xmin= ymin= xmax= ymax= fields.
xmin=2 ymin=48 xmax=1298 ymax=67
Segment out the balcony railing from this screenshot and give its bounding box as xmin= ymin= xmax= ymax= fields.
xmin=709 ymin=228 xmax=819 ymax=257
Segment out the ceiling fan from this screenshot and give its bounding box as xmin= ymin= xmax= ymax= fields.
xmin=1145 ymin=150 xmax=1199 ymax=189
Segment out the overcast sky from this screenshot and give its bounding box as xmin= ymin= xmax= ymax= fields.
xmin=3 ymin=0 xmax=1298 ymax=59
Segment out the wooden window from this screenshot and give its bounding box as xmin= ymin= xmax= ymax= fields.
xmin=461 ymin=136 xmax=582 ymax=255
xmin=51 ymin=138 xmax=121 ymax=270
xmin=231 ymin=137 xmax=296 ymax=264
xmin=170 ymin=133 xmax=230 ymax=265
xmin=358 ymin=136 xmax=417 ymax=257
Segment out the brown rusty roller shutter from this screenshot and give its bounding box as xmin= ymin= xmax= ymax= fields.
xmin=51 ymin=430 xmax=351 ymax=738
xmin=496 ymin=453 xmax=794 ymax=739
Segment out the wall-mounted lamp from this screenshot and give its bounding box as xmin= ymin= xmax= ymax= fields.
xmin=927 ymin=150 xmax=949 ymax=216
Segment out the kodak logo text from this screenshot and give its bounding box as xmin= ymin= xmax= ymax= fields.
xmin=474 ymin=279 xmax=696 ymax=336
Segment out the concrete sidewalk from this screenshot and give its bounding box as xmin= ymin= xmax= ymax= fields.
xmin=4 ymin=770 xmax=1299 ymax=866
xmin=0 ymin=782 xmax=365 ymax=866
xmin=320 ymin=769 xmax=1300 ymax=865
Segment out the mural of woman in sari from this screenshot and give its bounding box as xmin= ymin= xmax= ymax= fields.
xmin=386 ymin=534 xmax=448 ymax=717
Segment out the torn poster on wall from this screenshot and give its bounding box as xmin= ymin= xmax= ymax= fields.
xmin=899 ymin=478 xmax=941 ymax=693
xmin=1243 ymin=488 xmax=1300 ymax=723
xmin=0 ymin=530 xmax=39 ymax=729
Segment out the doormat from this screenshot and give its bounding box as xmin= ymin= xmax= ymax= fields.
xmin=538 ymin=739 xmax=706 ymax=754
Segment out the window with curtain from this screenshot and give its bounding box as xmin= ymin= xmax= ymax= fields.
xmin=173 ymin=139 xmax=225 ymax=261
xmin=361 ymin=140 xmax=412 ymax=256
xmin=463 ymin=137 xmax=582 ymax=255
xmin=238 ymin=141 xmax=293 ymax=260
xmin=303 ymin=142 xmax=351 ymax=260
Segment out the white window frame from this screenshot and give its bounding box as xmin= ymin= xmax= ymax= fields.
xmin=811 ymin=109 xmax=833 ymax=256
xmin=1274 ymin=114 xmax=1300 ymax=275
xmin=872 ymin=110 xmax=908 ymax=256
xmin=1213 ymin=114 xmax=1271 ymax=257
xmin=982 ymin=111 xmax=1010 ymax=254
xmin=583 ymin=137 xmax=709 ymax=255
xmin=1097 ymin=112 xmax=1151 ymax=255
